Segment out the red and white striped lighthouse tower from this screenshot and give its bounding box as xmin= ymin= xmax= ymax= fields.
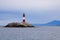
xmin=22 ymin=13 xmax=25 ymax=23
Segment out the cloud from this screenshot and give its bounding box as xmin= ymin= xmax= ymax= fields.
xmin=0 ymin=0 xmax=60 ymax=24
xmin=0 ymin=0 xmax=60 ymax=10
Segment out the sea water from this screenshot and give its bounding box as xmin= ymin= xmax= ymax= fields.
xmin=0 ymin=27 xmax=60 ymax=40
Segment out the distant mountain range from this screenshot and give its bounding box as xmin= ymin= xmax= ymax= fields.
xmin=33 ymin=20 xmax=60 ymax=26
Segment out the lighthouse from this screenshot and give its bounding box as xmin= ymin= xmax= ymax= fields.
xmin=22 ymin=13 xmax=25 ymax=23
xmin=5 ymin=12 xmax=34 ymax=27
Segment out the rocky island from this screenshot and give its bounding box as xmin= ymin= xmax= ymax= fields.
xmin=5 ymin=22 xmax=34 ymax=27
xmin=5 ymin=13 xmax=34 ymax=27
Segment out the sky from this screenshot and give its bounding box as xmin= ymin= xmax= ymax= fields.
xmin=0 ymin=0 xmax=60 ymax=26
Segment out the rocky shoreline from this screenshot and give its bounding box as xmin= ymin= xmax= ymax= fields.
xmin=5 ymin=22 xmax=34 ymax=27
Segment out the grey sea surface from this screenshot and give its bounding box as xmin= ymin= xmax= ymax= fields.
xmin=0 ymin=26 xmax=60 ymax=40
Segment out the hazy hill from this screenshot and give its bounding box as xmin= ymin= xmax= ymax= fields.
xmin=33 ymin=20 xmax=60 ymax=26
xmin=44 ymin=20 xmax=60 ymax=26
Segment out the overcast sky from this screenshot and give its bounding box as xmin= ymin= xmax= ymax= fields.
xmin=0 ymin=0 xmax=60 ymax=25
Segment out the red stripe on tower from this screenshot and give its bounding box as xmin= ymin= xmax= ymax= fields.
xmin=23 ymin=13 xmax=25 ymax=23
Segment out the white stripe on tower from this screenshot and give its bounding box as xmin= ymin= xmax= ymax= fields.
xmin=23 ymin=17 xmax=25 ymax=19
xmin=23 ymin=13 xmax=25 ymax=23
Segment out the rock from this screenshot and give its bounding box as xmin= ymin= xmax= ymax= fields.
xmin=5 ymin=22 xmax=34 ymax=27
